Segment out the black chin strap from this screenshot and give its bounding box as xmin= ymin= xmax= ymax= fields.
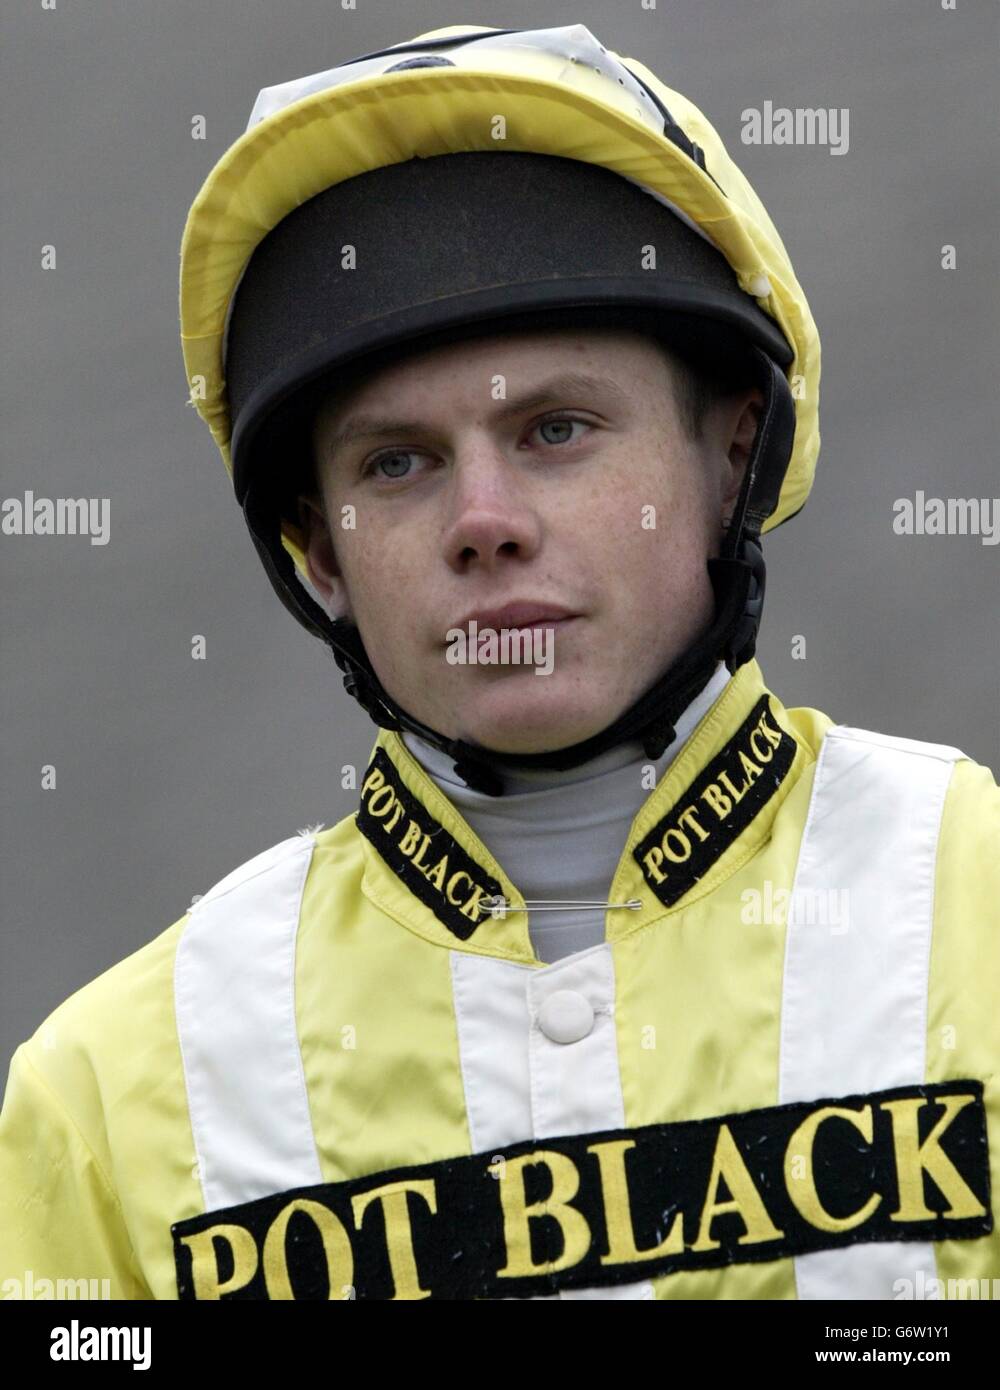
xmin=246 ymin=349 xmax=795 ymax=796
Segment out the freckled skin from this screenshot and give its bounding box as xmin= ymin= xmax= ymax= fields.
xmin=301 ymin=327 xmax=760 ymax=755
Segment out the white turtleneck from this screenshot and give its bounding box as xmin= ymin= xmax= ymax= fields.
xmin=401 ymin=662 xmax=732 ymax=963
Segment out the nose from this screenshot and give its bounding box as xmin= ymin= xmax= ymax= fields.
xmin=440 ymin=440 xmax=543 ymax=573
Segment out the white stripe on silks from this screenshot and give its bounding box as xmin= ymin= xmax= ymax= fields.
xmin=779 ymin=726 xmax=963 ymax=1301
xmin=451 ymin=944 xmax=654 ymax=1301
xmin=174 ymin=834 xmax=321 ymax=1211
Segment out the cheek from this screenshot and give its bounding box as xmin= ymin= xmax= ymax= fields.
xmin=569 ymin=451 xmax=713 ymax=560
xmin=340 ymin=522 xmax=422 ymax=634
xmin=340 ymin=532 xmax=417 ymax=696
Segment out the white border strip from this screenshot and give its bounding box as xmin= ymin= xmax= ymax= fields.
xmin=175 ymin=835 xmax=321 ymax=1210
xmin=780 ymin=727 xmax=961 ymax=1299
xmin=452 ymin=946 xmax=653 ymax=1300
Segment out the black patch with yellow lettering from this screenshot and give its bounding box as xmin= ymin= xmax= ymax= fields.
xmin=634 ymin=695 xmax=797 ymax=908
xmin=356 ymin=746 xmax=503 ymax=940
xmin=172 ymin=1080 xmax=991 ymax=1300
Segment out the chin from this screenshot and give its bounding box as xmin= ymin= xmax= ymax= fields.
xmin=451 ymin=684 xmax=610 ymax=755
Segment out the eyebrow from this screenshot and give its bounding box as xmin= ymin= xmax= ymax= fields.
xmin=320 ymin=372 xmax=630 ymax=460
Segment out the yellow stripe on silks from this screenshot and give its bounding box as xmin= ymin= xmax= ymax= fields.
xmin=613 ymin=767 xmax=816 ymax=1300
xmin=295 ymin=824 xmax=475 ymax=1185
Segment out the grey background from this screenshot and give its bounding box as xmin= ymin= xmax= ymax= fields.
xmin=2 ymin=0 xmax=997 ymax=1075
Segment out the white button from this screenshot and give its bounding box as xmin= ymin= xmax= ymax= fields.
xmin=537 ymin=990 xmax=595 ymax=1044
xmin=746 ymin=272 xmax=772 ymax=298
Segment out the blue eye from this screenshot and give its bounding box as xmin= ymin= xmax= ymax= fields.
xmin=534 ymin=418 xmax=588 ymax=446
xmin=366 ymin=450 xmax=424 ymax=481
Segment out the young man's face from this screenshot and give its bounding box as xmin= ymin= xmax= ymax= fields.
xmin=302 ymin=327 xmax=760 ymax=754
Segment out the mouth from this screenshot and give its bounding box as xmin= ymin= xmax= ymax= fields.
xmin=451 ymin=602 xmax=581 ymax=637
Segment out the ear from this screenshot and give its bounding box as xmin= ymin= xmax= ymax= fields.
xmin=298 ymin=494 xmax=354 ymax=622
xmin=719 ymin=388 xmax=764 ymax=518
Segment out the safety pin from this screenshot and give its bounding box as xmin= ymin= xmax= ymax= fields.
xmin=480 ymin=896 xmax=642 ymax=920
